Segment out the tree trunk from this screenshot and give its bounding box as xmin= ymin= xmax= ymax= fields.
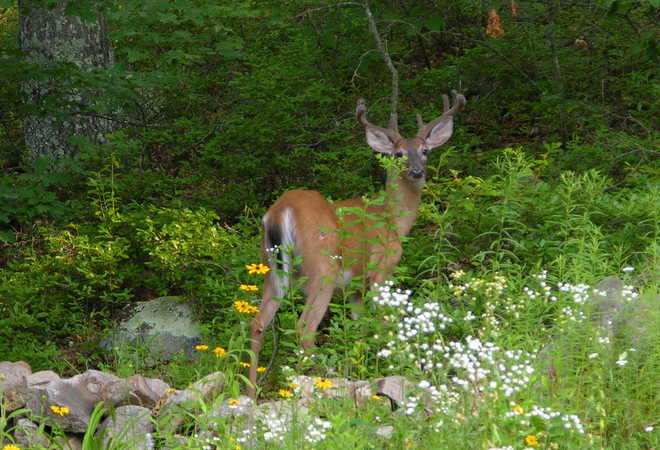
xmin=18 ymin=0 xmax=116 ymax=164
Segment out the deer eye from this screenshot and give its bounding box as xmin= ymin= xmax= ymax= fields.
xmin=421 ymin=149 xmax=429 ymax=156
xmin=395 ymin=151 xmax=404 ymax=158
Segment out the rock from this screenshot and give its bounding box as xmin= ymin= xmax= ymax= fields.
xmin=374 ymin=376 xmax=414 ymax=410
xmin=210 ymin=395 xmax=254 ymax=420
xmin=26 ymin=377 xmax=99 ymax=433
xmin=158 ymin=371 xmax=225 ymax=432
xmin=96 ymin=405 xmax=154 ymax=449
xmin=57 ymin=433 xmax=84 ymax=450
xmin=99 ymin=374 xmax=163 ymax=408
xmin=72 ymin=370 xmax=122 ymax=395
xmin=27 ymin=370 xmax=60 ymax=387
xmin=145 ymin=377 xmax=171 ymax=397
xmin=14 ymin=418 xmax=51 ymax=449
xmin=98 ymin=296 xmax=202 ymax=366
xmin=0 ymin=361 xmax=31 ymax=391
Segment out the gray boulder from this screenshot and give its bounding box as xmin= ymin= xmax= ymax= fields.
xmin=99 ymin=296 xmax=202 ymax=365
xmin=96 ymin=405 xmax=155 ymax=449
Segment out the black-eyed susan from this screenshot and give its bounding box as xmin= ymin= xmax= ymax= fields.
xmin=525 ymin=435 xmax=539 ymax=446
xmin=3 ymin=445 xmax=21 ymax=450
xmin=228 ymin=398 xmax=240 ymax=406
xmin=279 ymin=389 xmax=293 ymax=398
xmin=239 ymin=362 xmax=250 ymax=368
xmin=513 ymin=405 xmax=524 ymax=415
xmin=246 ymin=263 xmax=270 ymax=275
xmin=256 ymin=366 xmax=266 ymax=373
xmin=214 ymin=347 xmax=226 ymax=358
xmin=244 ymin=305 xmax=259 ymax=314
xmin=50 ymin=405 xmax=70 ymax=417
xmin=315 ymin=378 xmax=333 ymax=390
xmin=239 ymin=285 xmax=259 ymax=292
xmin=195 ymin=344 xmax=209 ymax=351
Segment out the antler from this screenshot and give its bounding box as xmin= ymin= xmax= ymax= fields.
xmin=416 ymin=90 xmax=466 ymax=139
xmin=356 ymin=99 xmax=404 ymax=144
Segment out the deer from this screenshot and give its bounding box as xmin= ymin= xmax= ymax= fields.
xmin=247 ymin=91 xmax=466 ymax=398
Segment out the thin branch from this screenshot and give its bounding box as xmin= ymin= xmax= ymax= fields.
xmin=361 ymin=1 xmax=398 ymax=117
xmin=294 ymin=2 xmax=363 ymax=19
xmin=297 ymin=1 xmax=400 ymax=116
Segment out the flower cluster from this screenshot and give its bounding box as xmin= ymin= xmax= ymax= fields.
xmin=506 ymin=404 xmax=585 ymax=436
xmin=373 ymin=281 xmax=453 ymax=367
xmin=262 ymin=412 xmax=288 ymax=441
xmin=304 ymin=418 xmax=332 ymax=443
xmin=234 ymin=300 xmax=259 ymax=314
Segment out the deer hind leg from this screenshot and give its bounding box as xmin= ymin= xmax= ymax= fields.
xmin=297 ymin=275 xmax=337 ymax=350
xmin=248 ymin=278 xmax=281 ymax=399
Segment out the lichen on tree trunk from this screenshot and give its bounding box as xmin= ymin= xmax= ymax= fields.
xmin=18 ymin=0 xmax=117 ymax=163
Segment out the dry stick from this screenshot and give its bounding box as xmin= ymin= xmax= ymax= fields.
xmin=297 ymin=1 xmax=399 ymax=116
xmin=548 ymin=7 xmax=568 ymax=145
xmin=361 ymin=0 xmax=399 ymax=117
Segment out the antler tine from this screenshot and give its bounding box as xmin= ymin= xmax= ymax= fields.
xmin=416 ymin=90 xmax=466 ymax=139
xmin=356 ymin=98 xmax=403 ymax=143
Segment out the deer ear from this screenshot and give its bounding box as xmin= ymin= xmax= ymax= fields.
xmin=365 ymin=128 xmax=395 ymax=154
xmin=425 ymin=117 xmax=454 ymax=149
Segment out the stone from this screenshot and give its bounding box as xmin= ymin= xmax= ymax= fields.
xmin=99 ymin=374 xmax=162 ymax=408
xmin=98 ymin=296 xmax=202 ymax=366
xmin=0 ymin=361 xmax=31 ymax=391
xmin=145 ymin=377 xmax=171 ymax=397
xmin=374 ymin=376 xmax=414 ymax=410
xmin=57 ymin=433 xmax=84 ymax=450
xmin=96 ymin=405 xmax=154 ymax=449
xmin=72 ymin=370 xmax=122 ymax=395
xmin=27 ymin=370 xmax=60 ymax=387
xmin=26 ymin=377 xmax=99 ymax=433
xmin=158 ymin=371 xmax=225 ymax=431
xmin=14 ymin=418 xmax=51 ymax=449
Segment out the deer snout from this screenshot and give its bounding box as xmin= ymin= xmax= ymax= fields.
xmin=409 ymin=168 xmax=424 ymax=179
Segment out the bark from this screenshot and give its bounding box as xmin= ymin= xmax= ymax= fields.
xmin=18 ymin=0 xmax=116 ymax=163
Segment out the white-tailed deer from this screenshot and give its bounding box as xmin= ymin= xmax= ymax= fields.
xmin=248 ymin=91 xmax=465 ymax=398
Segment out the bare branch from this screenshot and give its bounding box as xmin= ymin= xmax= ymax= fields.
xmin=297 ymin=1 xmax=400 ymax=116
xmin=361 ymin=1 xmax=399 ymax=117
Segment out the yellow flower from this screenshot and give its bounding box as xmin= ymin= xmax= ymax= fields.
xmin=166 ymin=388 xmax=176 ymax=394
xmin=50 ymin=405 xmax=69 ymax=417
xmin=244 ymin=305 xmax=259 ymax=314
xmin=3 ymin=445 xmax=21 ymax=450
xmin=239 ymin=362 xmax=250 ymax=368
xmin=525 ymin=435 xmax=539 ymax=446
xmin=239 ymin=284 xmax=259 ymax=292
xmin=234 ymin=300 xmax=249 ymax=312
xmin=246 ymin=263 xmax=270 ymax=275
xmin=228 ymin=398 xmax=239 ymax=406
xmin=214 ymin=347 xmax=226 ymax=358
xmin=288 ymin=382 xmax=297 ymax=389
xmin=234 ymin=300 xmax=258 ymax=313
xmin=372 ymin=395 xmax=381 ymax=401
xmin=196 ymin=345 xmax=209 ymax=351
xmin=279 ymin=389 xmax=293 ymax=398
xmin=513 ymin=405 xmax=524 ymax=415
xmin=315 ymin=378 xmax=333 ymax=390
xmin=256 ymin=366 xmax=266 ymax=373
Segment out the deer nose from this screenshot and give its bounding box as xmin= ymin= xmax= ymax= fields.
xmin=409 ymin=168 xmax=424 ymax=179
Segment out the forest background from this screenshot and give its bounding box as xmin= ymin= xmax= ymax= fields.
xmin=0 ymin=0 xmax=659 ymax=447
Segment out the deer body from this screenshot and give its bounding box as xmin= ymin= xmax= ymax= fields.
xmin=248 ymin=92 xmax=465 ymax=398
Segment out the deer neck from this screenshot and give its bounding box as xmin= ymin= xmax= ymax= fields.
xmin=385 ymin=169 xmax=424 ymax=237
